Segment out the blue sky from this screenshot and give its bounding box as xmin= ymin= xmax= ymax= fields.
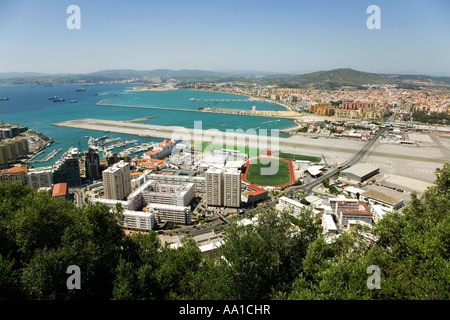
xmin=0 ymin=0 xmax=449 ymax=75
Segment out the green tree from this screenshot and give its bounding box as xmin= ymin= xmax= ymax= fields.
xmin=285 ymin=162 xmax=450 ymax=300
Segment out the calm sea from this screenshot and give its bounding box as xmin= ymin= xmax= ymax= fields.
xmin=0 ymin=84 xmax=295 ymax=167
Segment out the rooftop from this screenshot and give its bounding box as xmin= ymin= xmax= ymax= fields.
xmin=0 ymin=166 xmax=27 ymax=174
xmin=52 ymin=183 xmax=67 ymax=197
xmin=340 ymin=164 xmax=379 ymax=177
xmin=362 ymin=189 xmax=403 ymax=206
xmin=306 ymin=165 xmax=325 ymax=176
xmin=341 ymin=201 xmax=372 ymax=216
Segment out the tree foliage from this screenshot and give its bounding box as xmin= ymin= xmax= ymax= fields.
xmin=0 ymin=162 xmax=449 ymax=300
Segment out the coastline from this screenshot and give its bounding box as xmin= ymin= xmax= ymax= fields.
xmin=125 ymin=87 xmax=178 ymax=92
xmin=184 ymin=88 xmax=302 ymax=132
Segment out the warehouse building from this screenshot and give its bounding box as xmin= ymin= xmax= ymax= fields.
xmin=360 ymin=189 xmax=404 ymax=210
xmin=339 ymin=164 xmax=379 ymax=183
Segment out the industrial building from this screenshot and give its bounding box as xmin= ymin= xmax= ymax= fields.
xmin=339 ymin=164 xmax=379 ymax=183
xmin=360 ymin=189 xmax=404 ymax=210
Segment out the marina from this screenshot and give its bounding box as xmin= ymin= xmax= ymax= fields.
xmin=97 ymin=100 xmax=299 ymax=118
xmin=0 ymin=84 xmax=296 ymax=167
xmin=28 ymin=148 xmax=62 ymax=164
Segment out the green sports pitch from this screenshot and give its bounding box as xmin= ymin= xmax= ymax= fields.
xmin=245 ymin=158 xmax=291 ymax=187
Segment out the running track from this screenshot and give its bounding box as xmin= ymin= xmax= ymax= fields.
xmin=241 ymin=156 xmax=295 ymax=188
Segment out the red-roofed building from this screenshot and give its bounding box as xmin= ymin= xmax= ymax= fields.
xmin=243 ymin=184 xmax=268 ymax=204
xmin=143 ymin=139 xmax=176 ymax=160
xmin=52 ymin=183 xmax=68 ymax=199
xmin=0 ymin=166 xmax=27 ymax=185
xmin=336 ymin=200 xmax=372 ymax=227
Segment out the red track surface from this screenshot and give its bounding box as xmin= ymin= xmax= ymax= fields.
xmin=242 ymin=156 xmax=295 ymax=188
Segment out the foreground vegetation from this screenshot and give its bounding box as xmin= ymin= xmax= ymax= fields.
xmin=0 ymin=163 xmax=449 ymax=300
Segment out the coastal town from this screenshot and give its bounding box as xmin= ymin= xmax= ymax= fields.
xmin=1 ymin=0 xmax=450 ymax=305
xmin=1 ymin=78 xmax=448 ymax=255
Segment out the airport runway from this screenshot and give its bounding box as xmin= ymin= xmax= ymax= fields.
xmin=53 ymin=118 xmax=448 ymax=183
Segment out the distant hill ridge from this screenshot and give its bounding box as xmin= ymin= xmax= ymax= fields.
xmin=1 ymin=68 xmax=449 ymax=88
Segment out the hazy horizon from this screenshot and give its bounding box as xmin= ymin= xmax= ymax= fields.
xmin=1 ymin=0 xmax=449 ymax=76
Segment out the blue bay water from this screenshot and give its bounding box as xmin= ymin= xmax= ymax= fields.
xmin=0 ymin=84 xmax=295 ymax=167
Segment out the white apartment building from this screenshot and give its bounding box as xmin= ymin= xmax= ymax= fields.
xmin=206 ymin=168 xmax=224 ymax=207
xmin=27 ymin=166 xmax=53 ymax=189
xmin=122 ymin=210 xmax=155 ymax=232
xmin=145 ymin=173 xmax=205 ymax=194
xmin=278 ymin=196 xmax=321 ymax=216
xmin=278 ymin=196 xmax=308 ymax=216
xmin=205 ymin=168 xmax=241 ymax=208
xmin=102 ymin=160 xmax=132 ymax=200
xmin=147 ymin=203 xmax=191 ymax=225
xmin=96 ymin=175 xmax=196 ymax=226
xmin=224 ymin=170 xmax=241 ymax=208
xmin=142 ymin=182 xmax=194 ymax=207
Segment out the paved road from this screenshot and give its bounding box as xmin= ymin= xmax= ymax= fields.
xmin=286 ymin=128 xmax=385 ymax=198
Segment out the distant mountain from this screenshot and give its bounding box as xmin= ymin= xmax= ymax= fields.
xmin=0 ymin=68 xmax=449 ymax=89
xmin=267 ymin=68 xmax=450 ymax=89
xmin=85 ymin=69 xmax=228 ymax=78
xmin=0 ymin=72 xmax=55 ymax=79
xmin=277 ymin=68 xmax=395 ymax=89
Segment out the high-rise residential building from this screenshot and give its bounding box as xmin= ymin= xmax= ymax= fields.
xmin=84 ymin=148 xmax=100 ymax=180
xmin=224 ymin=169 xmax=241 ymax=208
xmin=27 ymin=166 xmax=53 ymax=189
xmin=102 ymin=160 xmax=131 ymax=200
xmin=206 ymin=168 xmax=224 ymax=207
xmin=206 ymin=168 xmax=241 ymax=208
xmin=0 ymin=137 xmax=29 ymax=168
xmin=52 ymin=148 xmax=81 ymax=187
